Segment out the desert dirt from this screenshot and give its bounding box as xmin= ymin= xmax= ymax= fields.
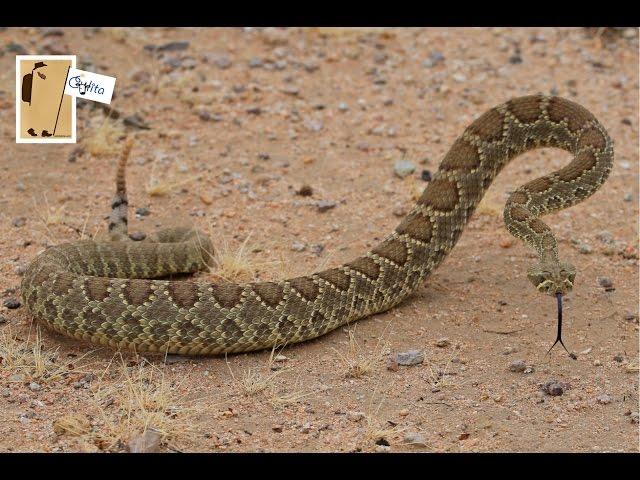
xmin=0 ymin=27 xmax=638 ymax=453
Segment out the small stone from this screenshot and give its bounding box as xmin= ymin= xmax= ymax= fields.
xmin=421 ymin=170 xmax=432 ymax=182
xmin=509 ymin=53 xmax=523 ymax=64
xmin=246 ymin=106 xmax=262 ymax=115
xmin=123 ymin=114 xmax=150 ymax=130
xmin=291 ymin=242 xmax=306 ymax=252
xmin=300 ymin=422 xmax=312 ymax=434
xmin=157 ymin=41 xmax=190 ymax=52
xmin=304 ymin=120 xmax=323 ymax=132
xmin=214 ymin=55 xmax=232 ymax=69
xmin=508 ymin=360 xmax=527 ymax=373
xmin=593 ymin=359 xmax=603 ymax=367
xmin=596 ymin=394 xmax=612 ymax=405
xmin=1 ymin=388 xmax=10 ymax=398
xmin=296 ymin=185 xmax=313 ymax=197
xmin=12 ymin=217 xmax=26 ymax=228
xmin=422 ymin=51 xmax=445 ymax=68
xmin=346 ymin=411 xmax=365 ymax=422
xmin=597 ymin=277 xmax=614 ymax=291
xmin=394 ymin=160 xmax=416 ymax=178
xmin=28 ymin=382 xmax=42 ymax=392
xmin=316 ymin=200 xmax=336 ymax=213
xmin=623 ymin=192 xmax=633 ymax=202
xmin=435 ymin=337 xmax=450 ymax=348
xmin=542 ymin=380 xmax=568 ymax=396
xmin=392 ymin=204 xmax=407 ymax=217
xmin=128 ymin=428 xmax=163 ymax=453
xmin=458 ymin=432 xmax=471 ymax=440
xmin=630 ymin=412 xmax=639 ymax=424
xmin=596 ymin=231 xmax=614 ymax=244
xmin=129 ymin=232 xmax=146 ymax=241
xmin=274 ymin=354 xmax=288 ymax=362
xmin=338 ymin=102 xmax=349 ymax=112
xmin=613 ymin=354 xmax=624 ymax=363
xmin=524 ymin=366 xmax=535 ymax=374
xmin=403 ymin=431 xmax=428 ymax=447
xmin=135 ymin=207 xmax=150 ymax=217
xmin=310 ymin=244 xmax=325 ymax=256
xmin=503 ymin=346 xmax=517 ymax=355
xmin=624 ymin=312 xmax=639 ymax=323
xmin=375 ymin=445 xmax=391 ymax=453
xmin=14 ymin=265 xmax=27 ymax=276
xmin=9 ymin=374 xmax=25 ymax=382
xmin=3 ymin=298 xmax=21 ymax=309
xmin=0 ymin=315 xmax=7 ymax=324
xmin=452 ymin=73 xmax=467 ymax=83
xmin=248 ymin=57 xmax=264 ymax=68
xmin=396 ymin=349 xmax=424 ymax=366
xmin=164 ymin=354 xmax=189 ymax=365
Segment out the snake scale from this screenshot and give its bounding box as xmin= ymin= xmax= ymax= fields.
xmin=21 ymin=95 xmax=614 ymax=355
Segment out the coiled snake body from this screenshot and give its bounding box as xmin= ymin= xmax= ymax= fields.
xmin=21 ymin=95 xmax=614 ymax=355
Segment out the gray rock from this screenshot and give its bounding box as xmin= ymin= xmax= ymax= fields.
xmin=3 ymin=298 xmax=21 ymax=309
xmin=28 ymin=382 xmax=42 ymax=392
xmin=346 ymin=411 xmax=365 ymax=422
xmin=249 ymin=57 xmax=264 ymax=68
xmin=542 ymin=380 xmax=569 ymax=396
xmin=596 ymin=394 xmax=612 ymax=405
xmin=304 ymin=119 xmax=323 ymax=132
xmin=396 ymin=349 xmax=424 ymax=366
xmin=1 ymin=388 xmax=10 ymax=398
xmin=316 ymin=200 xmax=336 ymax=213
xmin=128 ymin=428 xmax=162 ymax=453
xmin=509 ymin=360 xmax=527 ymax=373
xmin=623 ymin=192 xmax=633 ymax=202
xmin=215 ymin=55 xmax=232 ymax=69
xmin=597 ymin=276 xmax=615 ymax=291
xmin=12 ymin=217 xmax=26 ymax=228
xmin=9 ymin=374 xmax=25 ymax=383
xmin=129 ymin=232 xmax=146 ymax=241
xmin=422 ymin=51 xmax=445 ymax=68
xmin=403 ymin=431 xmax=428 ymax=447
xmin=135 ymin=207 xmax=150 ymax=217
xmin=338 ymin=102 xmax=349 ymax=112
xmin=157 ymin=41 xmax=190 ymax=52
xmin=291 ymin=242 xmax=306 ymax=252
xmin=394 ymin=160 xmax=415 ymax=178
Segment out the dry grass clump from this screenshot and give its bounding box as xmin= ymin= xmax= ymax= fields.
xmin=226 ymin=347 xmax=314 ymax=407
xmin=84 ymin=116 xmax=125 ymax=156
xmin=76 ymin=355 xmax=197 ymax=452
xmin=333 ymin=327 xmax=388 ymax=379
xmin=145 ymin=173 xmax=199 ymax=197
xmin=0 ymin=327 xmax=85 ymax=384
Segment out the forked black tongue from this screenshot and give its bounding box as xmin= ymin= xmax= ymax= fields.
xmin=547 ymin=293 xmax=577 ymax=359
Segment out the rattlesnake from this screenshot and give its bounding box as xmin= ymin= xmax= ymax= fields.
xmin=21 ymin=95 xmax=614 ymax=355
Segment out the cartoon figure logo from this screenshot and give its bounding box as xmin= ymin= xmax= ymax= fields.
xmin=16 ymin=55 xmax=77 ymax=143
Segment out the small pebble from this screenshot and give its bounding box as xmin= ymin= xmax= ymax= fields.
xmin=1 ymin=388 xmax=10 ymax=398
xmin=157 ymin=41 xmax=190 ymax=52
xmin=0 ymin=314 xmax=7 ymax=324
xmin=508 ymin=360 xmax=527 ymax=373
xmin=291 ymin=242 xmax=306 ymax=252
xmin=28 ymin=382 xmax=41 ymax=392
xmin=596 ymin=394 xmax=612 ymax=405
xmin=630 ymin=412 xmax=639 ymax=424
xmin=12 ymin=217 xmax=26 ymax=228
xmin=135 ymin=207 xmax=150 ymax=217
xmin=613 ymin=354 xmax=624 ymax=363
xmin=394 ymin=160 xmax=416 ymax=178
xmin=346 ymin=411 xmax=365 ymax=422
xmin=3 ymin=298 xmax=21 ymax=309
xmin=337 ymin=102 xmax=349 ymax=112
xmin=248 ymin=57 xmax=264 ymax=68
xmin=421 ymin=170 xmax=432 ymax=182
xmin=386 ymin=357 xmax=399 ymax=372
xmin=396 ymin=349 xmax=424 ymax=366
xmin=597 ymin=277 xmax=615 ymax=291
xmin=375 ymin=445 xmax=390 ymax=453
xmin=129 ymin=232 xmax=146 ymax=241
xmin=403 ymin=432 xmax=428 ymax=447
xmin=214 ymin=55 xmax=232 ymax=69
xmin=542 ymin=380 xmax=568 ymax=396
xmin=435 ymin=337 xmax=450 ymax=348
xmin=623 ymin=192 xmax=633 ymax=202
xmin=316 ymin=200 xmax=336 ymax=213
xmin=128 ymin=428 xmax=162 ymax=453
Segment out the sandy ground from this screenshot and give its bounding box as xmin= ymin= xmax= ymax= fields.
xmin=0 ymin=27 xmax=638 ymax=453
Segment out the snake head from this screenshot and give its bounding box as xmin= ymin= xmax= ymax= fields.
xmin=527 ymin=261 xmax=576 ymax=296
